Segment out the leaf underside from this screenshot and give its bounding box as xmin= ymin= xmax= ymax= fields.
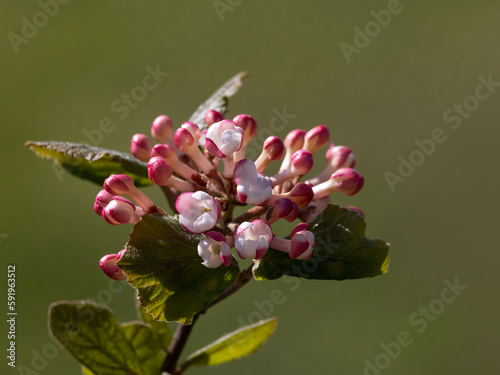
xmin=189 ymin=71 xmax=248 ymax=129
xmin=182 ymin=318 xmax=278 ymax=370
xmin=25 ymin=141 xmax=151 ymax=186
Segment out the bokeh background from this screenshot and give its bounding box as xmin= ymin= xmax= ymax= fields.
xmin=1 ymin=0 xmax=499 ymax=374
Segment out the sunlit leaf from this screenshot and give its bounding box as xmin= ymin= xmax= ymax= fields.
xmin=181 ymin=318 xmax=277 ymax=370
xmin=26 ymin=141 xmax=151 ymax=186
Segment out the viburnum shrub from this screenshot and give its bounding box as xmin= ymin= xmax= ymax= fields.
xmin=26 ymin=72 xmax=390 ymax=375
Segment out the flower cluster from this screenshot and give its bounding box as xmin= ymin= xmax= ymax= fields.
xmin=96 ymin=110 xmax=364 ymax=278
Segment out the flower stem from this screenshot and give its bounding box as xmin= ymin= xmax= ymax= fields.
xmin=160 ymin=264 xmax=255 ymax=374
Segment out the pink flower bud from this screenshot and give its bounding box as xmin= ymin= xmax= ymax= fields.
xmin=147 ymin=156 xmax=172 ymax=185
xmin=130 ymin=134 xmax=152 ymax=162
xmin=204 ymin=110 xmax=224 ymax=126
xmin=290 ymin=228 xmax=315 ymax=260
xmin=151 ymin=144 xmax=200 ymax=182
xmin=94 ymin=189 xmax=114 ymax=215
xmin=206 ymin=120 xmax=244 ymax=158
xmin=271 ymin=150 xmax=314 ymax=186
xmin=326 ymin=145 xmax=356 ymax=169
xmin=307 ymin=145 xmax=356 ymax=186
xmin=151 ymin=115 xmax=173 ymax=143
xmin=268 ymin=183 xmax=314 ymax=207
xmin=174 ymin=128 xmax=215 ymax=176
xmin=234 ymin=159 xmax=272 ymax=205
xmin=234 ymin=220 xmax=273 ymax=260
xmin=104 ymin=174 xmax=156 ymax=213
xmin=233 ymin=114 xmax=257 ymax=162
xmin=284 ymin=129 xmax=306 ymax=150
xmin=104 ymin=174 xmax=134 ymax=195
xmin=233 ymin=114 xmax=257 ymax=138
xmin=280 ymin=129 xmax=306 ymax=172
xmin=268 ymin=198 xmax=299 ymax=224
xmin=254 ymin=136 xmax=284 ymax=173
xmin=103 ymin=197 xmax=141 ymax=225
xmin=147 ymin=156 xmax=194 ymax=192
xmin=269 ymin=223 xmax=315 ymax=260
xmin=303 ymin=125 xmax=329 ymax=154
xmin=175 ymin=191 xmax=220 ymax=234
xmin=312 ymin=168 xmax=364 ymax=199
xmin=181 ymin=122 xmax=201 ymax=141
xmin=197 ymin=231 xmax=232 ymax=268
xmin=99 ymin=254 xmax=126 ymax=280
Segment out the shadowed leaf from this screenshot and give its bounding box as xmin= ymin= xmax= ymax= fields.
xmin=253 ymin=204 xmax=390 ymax=281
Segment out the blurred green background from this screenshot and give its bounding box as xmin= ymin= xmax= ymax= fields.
xmin=1 ymin=0 xmax=499 ymax=374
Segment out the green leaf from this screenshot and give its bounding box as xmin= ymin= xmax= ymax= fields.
xmin=181 ymin=318 xmax=277 ymax=370
xmin=118 ymin=213 xmax=240 ymax=324
xmin=25 ymin=141 xmax=151 ymax=186
xmin=253 ymin=204 xmax=390 ymax=281
xmin=82 ymin=367 xmax=94 ymax=375
xmin=120 ymin=322 xmax=165 ymax=375
xmin=49 ymin=300 xmax=142 ymax=375
xmin=138 ymin=305 xmax=173 ymax=352
xmin=189 ymin=71 xmax=248 ymax=129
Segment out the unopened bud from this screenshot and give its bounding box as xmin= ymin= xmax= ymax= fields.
xmin=254 ymin=136 xmax=284 ymax=173
xmin=312 ymin=168 xmax=364 ymax=199
xmin=130 ymin=134 xmax=152 ymax=162
xmin=204 ymin=110 xmax=224 ymax=126
xmin=99 ymin=254 xmax=126 ymax=280
xmin=303 ymin=125 xmax=329 ymax=154
xmin=151 ymin=115 xmax=173 ymax=143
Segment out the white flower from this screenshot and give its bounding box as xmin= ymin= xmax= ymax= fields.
xmin=197 ymin=231 xmax=232 ymax=268
xmin=234 ymin=159 xmax=272 ymax=205
xmin=234 ymin=220 xmax=273 ymax=260
xmin=206 ymin=120 xmax=244 ymax=157
xmin=175 ymin=191 xmax=220 ymax=234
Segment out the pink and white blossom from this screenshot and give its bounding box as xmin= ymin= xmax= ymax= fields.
xmin=176 ymin=191 xmax=220 ymax=234
xmin=234 ymin=220 xmax=273 ymax=260
xmin=234 ymin=159 xmax=272 ymax=205
xmin=270 ymin=223 xmax=316 ymax=260
xmin=197 ymin=231 xmax=232 ymax=268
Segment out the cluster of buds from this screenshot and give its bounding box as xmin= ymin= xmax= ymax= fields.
xmin=96 ymin=110 xmax=364 ymax=277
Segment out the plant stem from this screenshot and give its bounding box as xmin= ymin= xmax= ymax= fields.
xmin=234 ymin=206 xmax=267 ymax=224
xmin=160 ymin=264 xmax=254 ymax=374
